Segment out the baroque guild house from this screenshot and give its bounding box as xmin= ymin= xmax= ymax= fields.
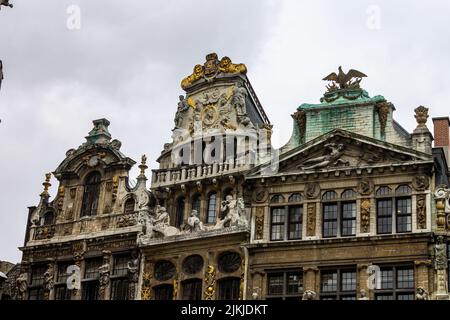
xmin=13 ymin=54 xmax=450 ymax=300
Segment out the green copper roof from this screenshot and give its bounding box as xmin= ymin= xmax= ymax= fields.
xmin=298 ymin=89 xmax=385 ymax=110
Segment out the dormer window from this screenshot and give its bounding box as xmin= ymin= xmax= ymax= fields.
xmin=42 ymin=211 xmax=55 ymax=225
xmin=81 ymin=171 xmax=101 ymax=217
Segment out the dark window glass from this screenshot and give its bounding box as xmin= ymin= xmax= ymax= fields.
xmin=110 ymin=278 xmax=129 ymax=300
xmin=375 ymin=266 xmax=414 ymax=300
xmin=113 ymin=255 xmax=130 ymax=276
xmin=192 ymin=194 xmax=201 ymax=214
xmin=323 ymin=204 xmax=338 ymax=237
xmin=395 ymin=185 xmax=412 ymax=195
xmin=322 ymin=191 xmax=337 ymax=200
xmin=54 ymin=285 xmax=71 ymax=300
xmin=377 ymin=199 xmax=392 ymax=234
xmin=81 ymin=171 xmax=101 ymax=217
xmin=341 ymin=202 xmax=356 ymax=236
xmin=376 ymin=186 xmax=391 ymax=196
xmin=30 ymin=265 xmax=46 ymax=286
xmin=341 ymin=189 xmax=357 ymax=199
xmin=154 ymin=284 xmax=173 ymax=300
xmin=270 ymin=207 xmax=285 ymax=241
xmin=81 ymin=281 xmax=99 ymax=300
xmin=270 ymin=195 xmax=285 ymax=203
xmin=288 ymin=206 xmax=302 ymax=240
xmin=286 ymin=272 xmax=303 ymax=295
xmin=320 ymin=268 xmax=356 ymax=300
xmin=84 ymin=258 xmax=102 ymax=279
xmin=43 ymin=211 xmax=55 ymax=225
xmin=154 ymin=260 xmax=176 ymax=281
xmin=218 ymin=251 xmax=242 ymax=273
xmin=268 ymin=274 xmax=284 ymax=295
xmin=176 ymin=197 xmax=185 ymax=228
xmin=288 ymin=193 xmax=303 ymax=203
xmin=207 ymin=193 xmax=217 ymax=224
xmin=218 ymin=277 xmax=240 ymax=300
xmin=57 ymin=262 xmax=73 ymax=283
xmin=182 ymin=279 xmax=202 ymax=300
xmin=28 ymin=288 xmax=44 ymax=300
xmin=396 ymin=198 xmax=412 ymax=233
xmin=124 ymin=198 xmax=135 ymax=214
xmin=182 ymin=255 xmax=204 ymax=275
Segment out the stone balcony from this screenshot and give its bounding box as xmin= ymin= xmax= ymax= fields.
xmin=28 ymin=212 xmax=142 ymax=245
xmin=151 ymin=161 xmax=254 ymax=188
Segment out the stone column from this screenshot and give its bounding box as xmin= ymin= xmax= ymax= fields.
xmin=414 ymin=260 xmax=431 ymax=298
xmin=98 ymin=250 xmax=111 ymax=300
xmin=303 ymin=265 xmax=319 ymax=299
xmin=357 ymin=264 xmax=370 ymax=299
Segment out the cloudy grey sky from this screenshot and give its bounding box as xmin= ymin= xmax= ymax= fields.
xmin=0 ymin=0 xmax=449 ymax=263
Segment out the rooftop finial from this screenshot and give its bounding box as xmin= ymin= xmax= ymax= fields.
xmin=139 ymin=154 xmax=148 ymax=176
xmin=322 ymin=66 xmax=367 ymax=92
xmin=40 ymin=173 xmax=52 ymax=197
xmin=85 ymin=118 xmax=112 ymax=145
xmin=414 ymin=106 xmax=429 ymax=128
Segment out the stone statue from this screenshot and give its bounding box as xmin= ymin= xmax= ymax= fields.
xmin=138 ymin=206 xmax=180 ymax=243
xmin=416 ymin=287 xmax=428 ymax=300
xmin=357 ymin=289 xmax=369 ymax=300
xmin=322 ymin=66 xmax=367 ymax=91
xmin=174 ymin=95 xmax=189 ymax=128
xmin=215 ymin=196 xmax=248 ymax=229
xmin=433 ymin=236 xmax=447 ymax=270
xmin=127 ymin=252 xmax=139 ymax=283
xmin=15 ymin=272 xmax=28 ymax=300
xmin=302 ymin=290 xmax=316 ymax=300
xmin=98 ymin=252 xmax=111 ymax=288
xmin=0 ymin=0 xmax=13 ymax=10
xmin=232 ymin=83 xmax=247 ymax=116
xmin=186 ymin=210 xmax=205 ymax=232
xmin=43 ymin=263 xmax=55 ymax=293
xmin=300 ymin=143 xmax=348 ymax=170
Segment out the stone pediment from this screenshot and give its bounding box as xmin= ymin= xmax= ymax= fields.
xmin=247 ymin=129 xmax=433 ymax=177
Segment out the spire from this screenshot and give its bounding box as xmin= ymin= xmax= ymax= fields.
xmin=85 ymin=118 xmax=112 ymax=145
xmin=40 ymin=173 xmax=52 ymax=197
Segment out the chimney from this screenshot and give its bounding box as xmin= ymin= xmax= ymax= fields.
xmin=433 ymin=117 xmax=450 ymax=167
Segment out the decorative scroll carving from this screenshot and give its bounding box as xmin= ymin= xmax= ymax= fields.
xmin=141 ymin=271 xmax=152 ymax=300
xmin=57 ymin=186 xmax=65 ymax=212
xmin=116 ymin=213 xmax=137 ymax=228
xmin=306 ymin=203 xmax=316 ymax=237
xmin=34 ymin=225 xmax=56 ymax=240
xmin=204 ymin=265 xmax=216 ymax=300
xmin=43 ymin=262 xmax=55 ymax=300
xmin=252 ymin=188 xmax=269 ymax=203
xmin=360 ymin=199 xmax=371 ymax=233
xmin=357 ymin=179 xmax=373 ymax=195
xmin=292 ymin=109 xmax=306 ymax=142
xmin=305 ymin=183 xmax=320 ymax=199
xmin=412 ymin=175 xmax=429 ymax=191
xmin=376 ymin=102 xmax=390 ymax=136
xmin=416 ymin=194 xmax=426 ymax=229
xmin=112 ymin=176 xmax=119 ymax=203
xmin=254 ymin=207 xmax=264 ymax=240
xmin=98 ymin=250 xmax=111 ymax=300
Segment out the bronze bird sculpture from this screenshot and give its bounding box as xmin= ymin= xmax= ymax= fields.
xmin=323 ymin=66 xmax=367 ymax=90
xmin=0 ymin=0 xmax=13 ymax=9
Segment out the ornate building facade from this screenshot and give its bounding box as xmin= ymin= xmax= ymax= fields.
xmin=14 ymin=54 xmax=450 ymax=300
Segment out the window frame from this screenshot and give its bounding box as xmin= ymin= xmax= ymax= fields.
xmin=321 ymin=190 xmax=357 ymax=238
xmin=266 ymin=270 xmax=303 ymax=300
xmin=374 ymin=265 xmax=415 ymax=300
xmin=206 ymin=192 xmax=217 ymax=224
xmin=376 ymin=185 xmax=412 ymax=235
xmin=320 ymin=267 xmax=357 ymax=300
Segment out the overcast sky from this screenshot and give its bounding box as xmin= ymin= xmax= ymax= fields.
xmin=1 ymin=0 xmax=449 ymax=263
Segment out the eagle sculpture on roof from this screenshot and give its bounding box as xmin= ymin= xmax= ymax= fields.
xmin=323 ymin=66 xmax=367 ymax=91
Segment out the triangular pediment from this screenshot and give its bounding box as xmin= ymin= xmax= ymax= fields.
xmin=247 ymin=129 xmax=433 ymax=178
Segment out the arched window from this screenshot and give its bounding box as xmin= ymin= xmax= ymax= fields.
xmin=376 ymin=186 xmax=391 ymax=196
xmin=154 ymin=260 xmax=176 ymax=281
xmin=175 ymin=197 xmax=185 ymax=228
xmin=181 ymin=279 xmax=202 ymax=300
xmin=43 ymin=211 xmax=55 ymax=225
xmin=218 ymin=277 xmax=241 ymax=300
xmin=218 ymin=251 xmax=242 ymax=273
xmin=124 ymin=198 xmax=135 ymax=215
xmin=288 ymin=193 xmax=303 ymax=203
xmin=270 ymin=195 xmax=285 ymax=204
xmin=182 ymin=255 xmax=204 ymax=275
xmin=192 ymin=194 xmax=201 ymax=214
xmin=341 ymin=189 xmax=357 ymax=199
xmin=153 ymin=284 xmax=174 ymax=300
xmin=81 ymin=171 xmax=101 ymax=217
xmin=206 ymin=192 xmax=217 ymax=224
xmin=322 ymin=191 xmax=337 ymax=200
xmin=395 ymin=185 xmax=412 ymax=195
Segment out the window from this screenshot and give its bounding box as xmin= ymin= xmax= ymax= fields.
xmin=43 ymin=211 xmax=55 ymax=225
xmin=218 ymin=251 xmax=241 ymax=273
xmin=192 ymin=194 xmax=201 ymax=214
xmin=320 ymin=268 xmax=356 ymax=300
xmin=218 ymin=277 xmax=240 ymax=300
xmin=375 ymin=266 xmax=414 ymax=300
xmin=289 ymin=207 xmax=302 ymax=239
xmin=154 ymin=284 xmax=174 ymax=300
xmin=112 ymin=255 xmax=129 ymax=276
xmin=175 ymin=197 xmax=185 ymax=228
xmin=267 ymin=271 xmax=303 ymax=300
xmin=81 ymin=171 xmax=101 ymax=217
xmin=124 ymin=198 xmax=135 ymax=215
xmin=54 ymin=261 xmax=73 ymax=300
xmin=206 ymin=192 xmax=217 ymax=224
xmin=182 ymin=255 xmax=204 ymax=275
xmin=322 ymin=190 xmax=357 ymax=238
xmin=111 ymin=278 xmax=129 ymax=300
xmin=154 ymin=260 xmax=176 ymax=281
xmin=182 ymin=279 xmax=202 ymax=300
xmin=82 ymin=257 xmax=102 ymax=300
xmin=111 ymin=254 xmax=130 ymax=300
xmin=288 ymin=193 xmax=303 ymax=203
xmin=376 ymin=185 xmax=412 ymax=234
xmin=270 ymin=207 xmax=285 ymax=241
xmin=28 ymin=265 xmax=46 ymax=300
xmin=270 ymin=195 xmax=285 ymax=204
